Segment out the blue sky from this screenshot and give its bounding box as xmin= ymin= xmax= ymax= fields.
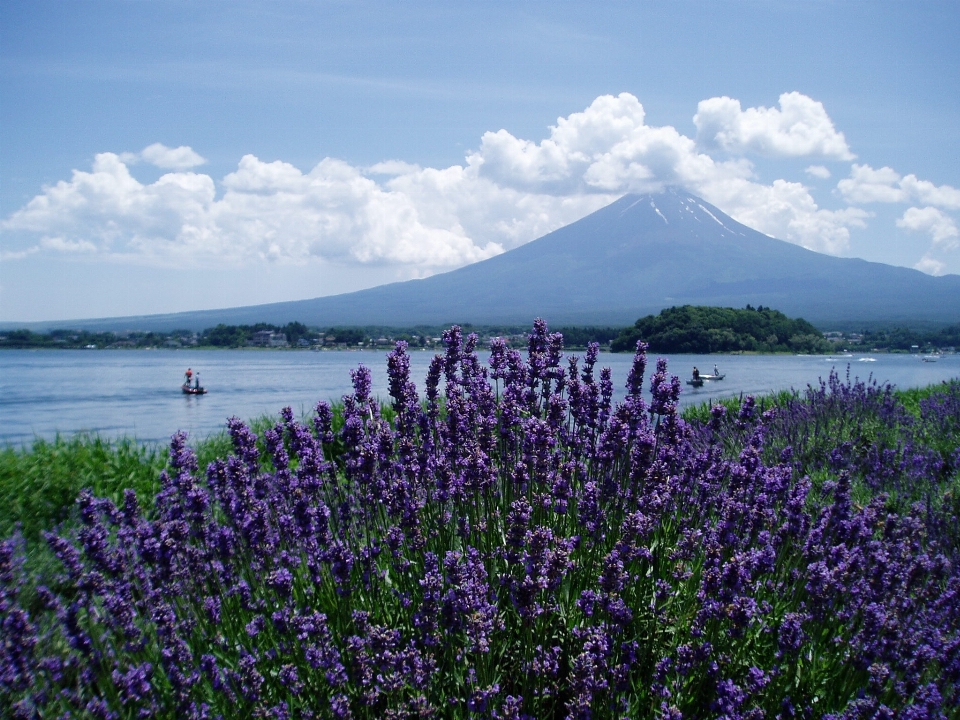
xmin=2 ymin=0 xmax=959 ymax=322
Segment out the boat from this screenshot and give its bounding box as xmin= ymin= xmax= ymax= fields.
xmin=699 ymin=373 xmax=725 ymax=381
xmin=181 ymin=383 xmax=207 ymax=395
xmin=921 ymin=356 xmax=939 ymax=363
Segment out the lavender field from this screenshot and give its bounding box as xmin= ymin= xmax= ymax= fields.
xmin=2 ymin=321 xmax=959 ymax=719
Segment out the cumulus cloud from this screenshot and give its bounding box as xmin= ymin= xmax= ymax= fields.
xmin=914 ymin=254 xmax=946 ymax=276
xmin=897 ymin=207 xmax=959 ymax=275
xmin=805 ymin=165 xmax=831 ymax=179
xmin=1 ymin=152 xmax=507 ymax=268
xmin=897 ymin=206 xmax=959 ymax=247
xmin=838 ymin=164 xmax=960 ymax=209
xmin=40 ymin=237 xmax=98 ymax=253
xmin=120 ymin=143 xmax=207 ymax=170
xmin=0 ymin=92 xmax=887 ymax=268
xmin=694 ymin=92 xmax=855 ymax=160
xmin=367 ymin=160 xmax=422 ymax=176
xmin=900 ymin=175 xmax=960 ymax=210
xmin=0 ymin=246 xmax=40 ymax=261
xmin=837 ymin=164 xmax=904 ymax=203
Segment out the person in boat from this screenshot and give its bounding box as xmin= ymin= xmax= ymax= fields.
xmin=194 ymin=372 xmax=200 ymax=390
xmin=184 ymin=368 xmax=193 ymax=386
xmin=713 ymin=364 xmax=719 ymax=376
xmin=692 ymin=366 xmax=700 ymax=381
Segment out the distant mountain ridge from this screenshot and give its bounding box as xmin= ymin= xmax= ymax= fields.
xmin=11 ymin=189 xmax=960 ymax=331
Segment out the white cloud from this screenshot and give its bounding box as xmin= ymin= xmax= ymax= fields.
xmin=120 ymin=143 xmax=207 ymax=170
xmin=838 ymin=164 xmax=960 ymax=210
xmin=0 ymin=246 xmax=40 ymax=261
xmin=805 ymin=165 xmax=831 ymax=179
xmin=470 ymin=93 xmax=751 ymax=197
xmin=40 ymin=237 xmax=98 ymax=253
xmin=896 ymin=206 xmax=959 ymax=248
xmin=1 ymin=152 xmax=507 ymax=268
xmin=899 ymin=175 xmax=960 ymax=210
xmin=367 ymin=160 xmax=422 ymax=176
xmin=914 ymin=254 xmax=946 ymax=276
xmin=694 ymin=92 xmax=855 ymax=160
xmin=837 ymin=164 xmax=905 ymax=203
xmin=898 ymin=207 xmax=959 ymax=275
xmin=0 ymin=92 xmax=889 ymax=268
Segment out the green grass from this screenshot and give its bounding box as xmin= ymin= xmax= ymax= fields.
xmin=0 ymin=415 xmax=278 ymax=547
xmin=679 ymin=388 xmax=797 ymax=424
xmin=0 ymin=399 xmax=400 ymax=551
xmin=897 ymin=381 xmax=954 ymax=417
xmin=0 ymin=434 xmax=165 ymax=543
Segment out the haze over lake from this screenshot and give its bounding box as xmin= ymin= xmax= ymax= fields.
xmin=1 ymin=349 xmax=956 ymax=447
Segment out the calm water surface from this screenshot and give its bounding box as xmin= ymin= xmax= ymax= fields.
xmin=1 ymin=349 xmax=957 ymax=447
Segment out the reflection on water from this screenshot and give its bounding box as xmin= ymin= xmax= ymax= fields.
xmin=1 ymin=349 xmax=957 ymax=447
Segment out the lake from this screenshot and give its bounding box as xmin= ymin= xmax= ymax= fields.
xmin=1 ymin=348 xmax=957 ymax=447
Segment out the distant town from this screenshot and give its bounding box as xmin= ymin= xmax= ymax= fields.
xmin=0 ymin=322 xmax=620 ymax=352
xmin=1 ymin=311 xmax=958 ymax=355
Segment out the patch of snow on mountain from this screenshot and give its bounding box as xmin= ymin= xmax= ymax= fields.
xmin=696 ymin=203 xmax=733 ymax=231
xmin=650 ymin=201 xmax=668 ymax=224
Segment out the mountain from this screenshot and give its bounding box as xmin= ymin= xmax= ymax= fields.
xmin=14 ymin=189 xmax=960 ymax=331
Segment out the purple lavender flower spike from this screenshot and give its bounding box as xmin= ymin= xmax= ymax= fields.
xmin=350 ymin=365 xmax=373 ymax=405
xmin=626 ymin=340 xmax=649 ymax=398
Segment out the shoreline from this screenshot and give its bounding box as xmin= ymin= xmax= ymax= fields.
xmin=4 ymin=377 xmax=956 ymax=453
xmin=0 ymin=345 xmax=935 ymax=355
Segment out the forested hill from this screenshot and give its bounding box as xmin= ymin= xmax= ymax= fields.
xmin=610 ymin=305 xmax=829 ymax=353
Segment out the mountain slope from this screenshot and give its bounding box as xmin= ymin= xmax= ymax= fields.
xmin=17 ymin=189 xmax=960 ymax=330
